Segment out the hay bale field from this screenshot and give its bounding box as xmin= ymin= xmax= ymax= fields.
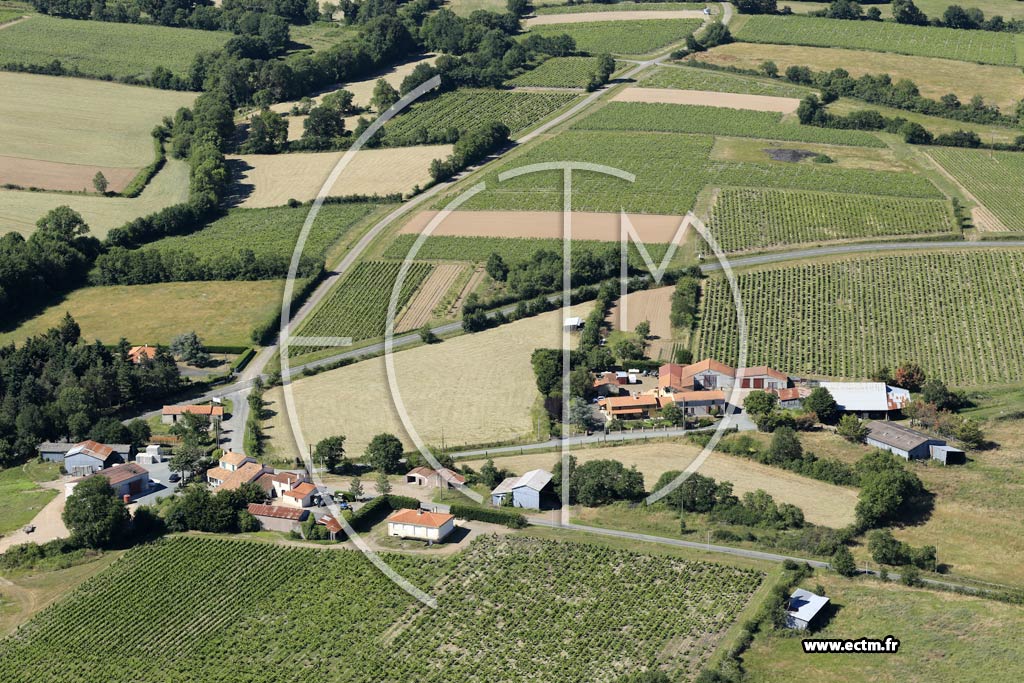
xmin=0 ymin=15 xmax=230 ymax=79
xmin=462 ymin=441 xmax=858 ymax=528
xmin=0 ymin=280 xmax=286 ymax=348
xmin=264 ymin=304 xmax=592 ymax=459
xmin=0 ymin=159 xmax=190 ymax=238
xmin=228 ymin=145 xmax=451 ymax=208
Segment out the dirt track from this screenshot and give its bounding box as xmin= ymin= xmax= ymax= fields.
xmin=613 ymin=87 xmax=800 ymax=113
xmin=397 ymin=263 xmax=465 ymax=332
xmin=525 ymin=10 xmax=706 ymax=26
xmin=400 ymin=210 xmax=689 ymax=242
xmin=0 ymin=155 xmax=136 ymax=193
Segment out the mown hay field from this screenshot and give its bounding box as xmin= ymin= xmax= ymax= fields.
xmin=0 ymin=72 xmax=195 ymax=168
xmin=0 ymin=159 xmax=190 ymax=238
xmin=642 ymin=65 xmax=814 ymax=98
xmin=0 ymin=15 xmax=230 ymax=78
xmin=267 ymin=304 xmax=592 ymax=458
xmin=228 ymin=145 xmax=451 ymax=208
xmin=0 ymin=280 xmax=286 ymax=347
xmin=696 ymin=42 xmax=1024 ymax=110
xmin=698 ymin=250 xmax=1024 ymax=386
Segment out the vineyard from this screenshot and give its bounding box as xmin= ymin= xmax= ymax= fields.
xmin=384 ymin=234 xmax=673 ymax=266
xmin=705 ymin=159 xmax=942 ymax=198
xmin=928 ymin=148 xmax=1024 ymax=231
xmin=526 ymin=18 xmax=702 ymax=56
xmin=707 ymin=188 xmax=955 ymax=252
xmin=292 ymin=260 xmax=433 ymax=352
xmin=697 ymin=250 xmax=1024 ymax=385
xmin=384 ymin=89 xmax=578 ymax=145
xmin=643 ymin=66 xmax=814 ymax=98
xmin=0 ymin=536 xmax=766 ymax=682
xmin=574 ymin=102 xmax=885 ymax=147
xmin=0 ymin=15 xmax=230 ymax=78
xmin=138 ymin=203 xmax=376 ymax=276
xmin=733 ymin=15 xmax=1022 ymax=66
xmin=507 ymin=56 xmax=603 ymax=88
xmin=453 ymin=130 xmax=715 ymax=214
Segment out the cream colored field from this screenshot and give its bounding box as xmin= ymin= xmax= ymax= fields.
xmin=525 ymin=10 xmax=705 ymax=25
xmin=462 ymin=441 xmax=857 ymax=527
xmin=613 ymin=86 xmax=800 ymax=113
xmin=396 ymin=263 xmax=465 ymax=332
xmin=0 ymin=159 xmax=190 ymax=238
xmin=400 ymin=210 xmax=688 ymax=242
xmin=0 ymin=72 xmax=195 ymax=168
xmin=265 ymin=304 xmax=592 ymax=459
xmin=271 ymin=55 xmax=438 ymax=114
xmin=0 ymin=280 xmax=284 ymax=347
xmin=697 ymin=43 xmax=1024 ymax=110
xmin=229 ymin=146 xmax=451 ymax=208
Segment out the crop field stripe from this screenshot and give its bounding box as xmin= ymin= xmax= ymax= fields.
xmin=642 ymin=66 xmax=816 ymax=98
xmin=697 ymin=250 xmax=1024 ymax=385
xmin=927 ymin=147 xmax=1024 ymax=232
xmin=383 ymin=234 xmax=673 ymax=265
xmin=574 ymin=101 xmax=885 ymax=147
xmin=384 ymin=89 xmax=579 ymax=145
xmin=707 ymin=188 xmax=956 ymax=252
xmin=526 ymin=18 xmax=702 ymax=56
xmin=294 ymin=260 xmax=433 ymax=352
xmin=733 ymin=15 xmax=1019 ymax=66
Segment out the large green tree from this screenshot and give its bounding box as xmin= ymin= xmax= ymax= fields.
xmin=63 ymin=476 xmax=130 ymax=549
xmin=365 ymin=433 xmax=405 ymax=473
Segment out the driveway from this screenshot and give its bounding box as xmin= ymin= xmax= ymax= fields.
xmin=131 ymin=460 xmax=184 ymax=507
xmin=0 ymin=482 xmax=69 ymax=553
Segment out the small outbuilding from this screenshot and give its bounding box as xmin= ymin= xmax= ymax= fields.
xmin=405 ymin=466 xmax=466 ymax=489
xmin=63 ymin=440 xmax=127 ymax=477
xmin=865 ymin=421 xmax=965 ymax=464
xmin=491 ymin=469 xmax=554 ymax=509
xmin=386 ymin=508 xmax=456 ymax=543
xmin=247 ymin=503 xmax=309 ymax=533
xmin=785 ymin=588 xmax=830 ymax=630
xmin=66 ymin=462 xmax=151 ymax=501
xmin=37 ymin=441 xmax=77 ymax=463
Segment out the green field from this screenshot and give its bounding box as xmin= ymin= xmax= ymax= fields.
xmin=734 ymin=15 xmax=1023 ymax=66
xmin=643 ymin=65 xmax=815 ymax=98
xmin=293 ymin=260 xmax=433 ymax=351
xmin=574 ymin=101 xmax=885 ymax=147
xmin=744 ymin=575 xmax=1024 ymax=683
xmin=453 ymin=130 xmax=716 ymax=214
xmin=384 ymin=234 xmax=674 ymax=265
xmin=705 ymin=158 xmax=942 ymax=198
xmin=0 ymin=280 xmax=287 ymax=347
xmin=0 ymin=462 xmax=59 ymax=537
xmin=0 ymin=71 xmax=195 ymax=168
xmin=0 ymin=535 xmax=766 ymax=682
xmin=0 ymin=9 xmax=24 ymax=24
xmin=527 ymin=18 xmax=702 ymax=56
xmin=536 ymin=1 xmax=707 ymax=13
xmin=928 ymin=147 xmax=1024 ymax=231
xmin=385 ymin=89 xmax=579 ymax=145
xmin=137 ymin=203 xmax=377 ymax=277
xmin=707 ymin=188 xmax=955 ymax=252
xmin=698 ymin=250 xmax=1024 ymax=385
xmin=0 ymin=15 xmax=230 ymax=78
xmin=507 ymin=56 xmax=603 ymax=88
xmin=0 ymin=159 xmax=190 ymax=238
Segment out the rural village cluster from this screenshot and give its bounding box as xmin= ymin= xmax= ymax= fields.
xmin=1 ymin=0 xmax=1023 ymax=680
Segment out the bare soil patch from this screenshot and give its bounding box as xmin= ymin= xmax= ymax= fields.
xmin=0 ymin=155 xmax=136 ymax=193
xmin=400 ymin=209 xmax=687 ymax=242
xmin=228 ymin=145 xmax=450 ymax=208
xmin=526 ymin=10 xmax=705 ymax=25
xmin=764 ymin=148 xmax=819 ymax=163
xmin=396 ymin=263 xmax=466 ymax=332
xmin=613 ymin=86 xmax=800 ymax=113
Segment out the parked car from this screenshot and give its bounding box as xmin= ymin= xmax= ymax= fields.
xmin=168 ymin=473 xmax=181 ymax=483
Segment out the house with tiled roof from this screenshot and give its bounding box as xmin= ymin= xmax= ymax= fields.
xmin=206 ymin=461 xmax=269 ymax=491
xmin=386 ymin=508 xmax=455 ymax=543
xmin=161 ymin=404 xmax=224 ymax=425
xmin=128 ymin=345 xmax=157 ymax=364
xmin=280 ymin=481 xmax=318 ymax=508
xmin=597 ymin=393 xmax=660 ymax=419
xmin=247 ymin=503 xmax=309 ymax=533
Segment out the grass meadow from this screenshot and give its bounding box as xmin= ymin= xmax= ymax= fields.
xmin=0 ymin=461 xmax=59 ymax=537
xmin=0 ymin=15 xmax=229 ymax=78
xmin=0 ymin=280 xmax=287 ymax=347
